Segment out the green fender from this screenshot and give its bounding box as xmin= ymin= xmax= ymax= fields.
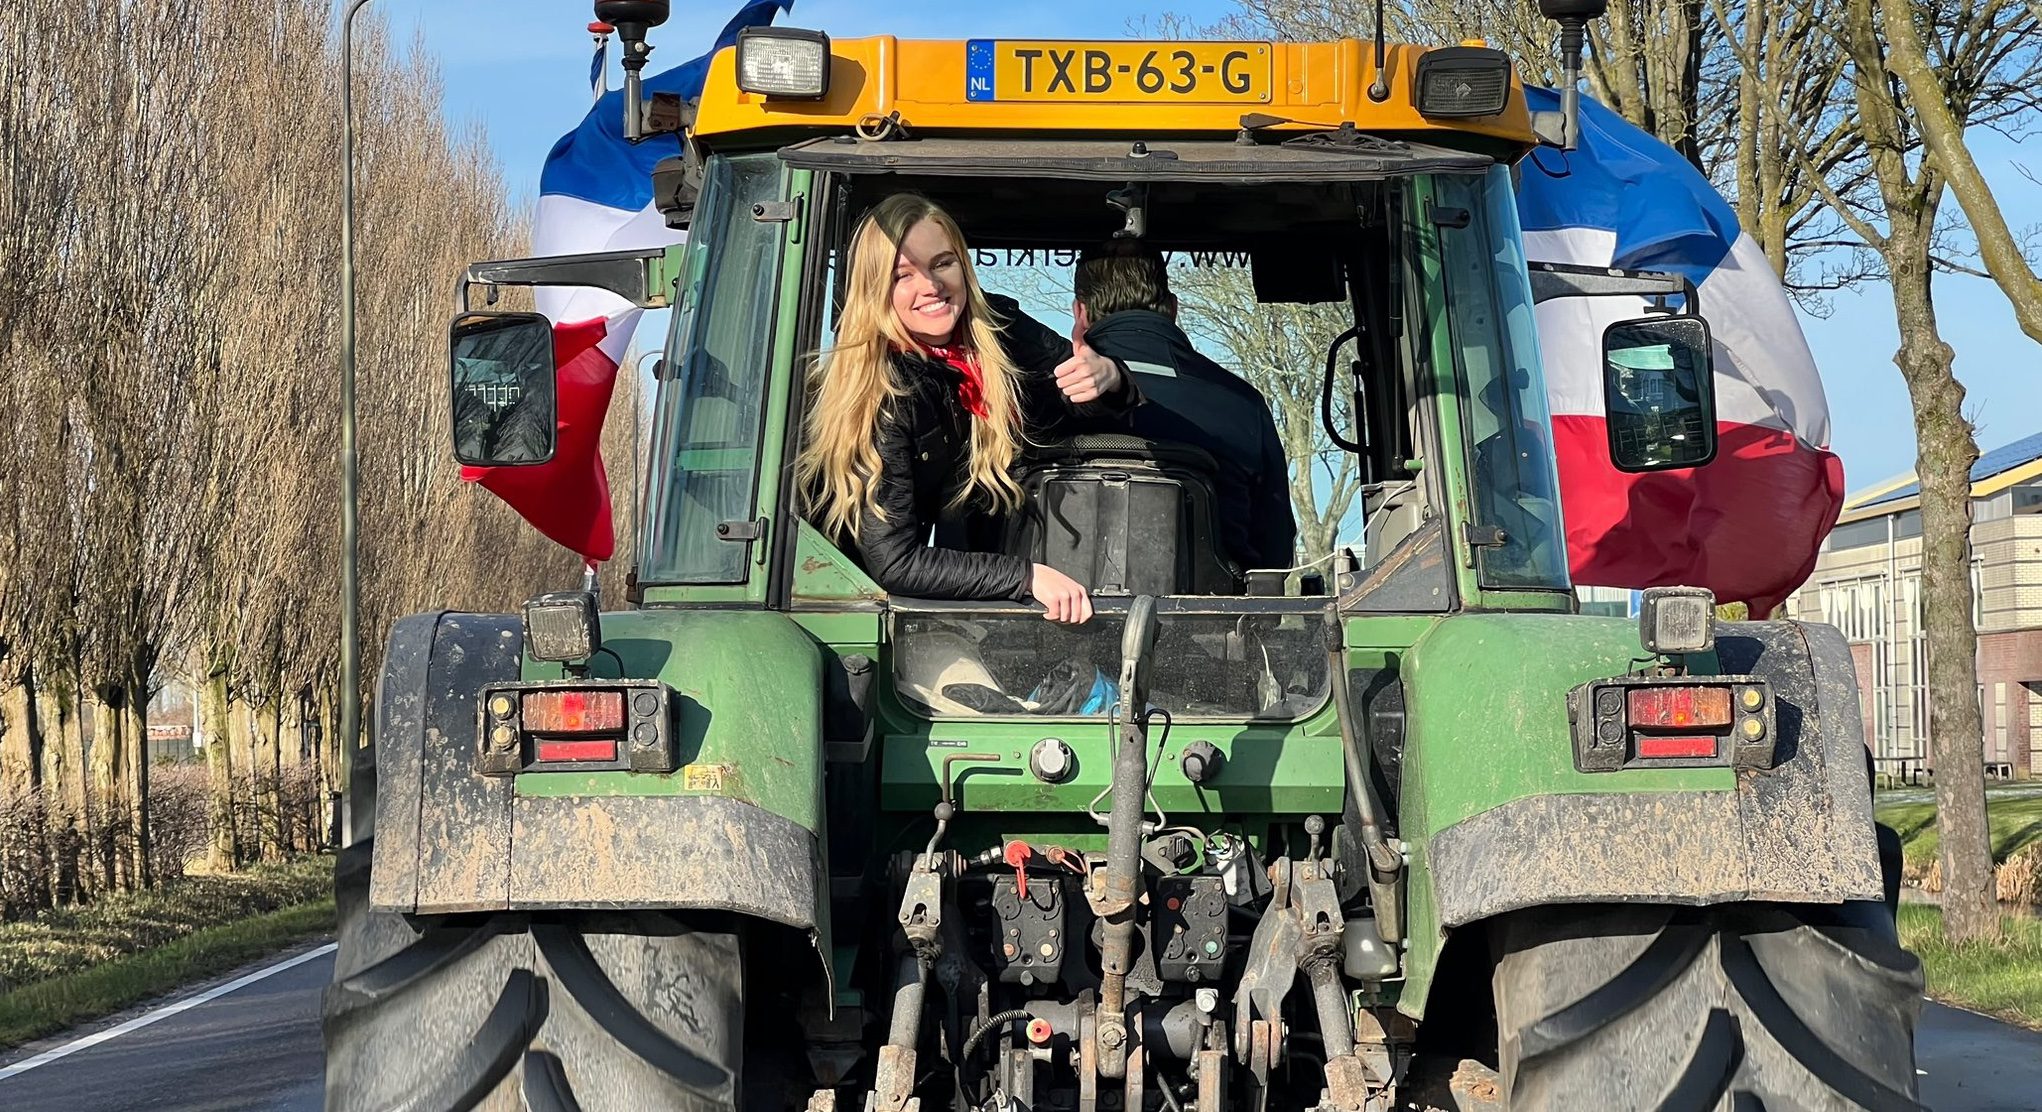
xmin=369 ymin=609 xmax=829 ymax=957
xmin=1392 ymin=613 xmax=1881 ymax=1017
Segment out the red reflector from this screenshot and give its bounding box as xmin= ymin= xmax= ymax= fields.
xmin=536 ymin=739 xmax=619 ymax=763
xmin=1637 ymin=735 xmax=1719 ymax=760
xmin=522 ymin=690 xmax=625 ymax=734
xmin=1627 ymin=686 xmax=1732 ymax=729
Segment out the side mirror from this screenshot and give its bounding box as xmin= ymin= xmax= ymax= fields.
xmin=1601 ymin=315 xmax=1717 ymax=472
xmin=450 ymin=312 xmax=558 ymax=467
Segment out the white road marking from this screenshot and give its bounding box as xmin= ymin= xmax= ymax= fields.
xmin=0 ymin=942 xmax=338 ymax=1083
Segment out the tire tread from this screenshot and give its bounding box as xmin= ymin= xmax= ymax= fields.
xmin=1495 ymin=904 xmax=1922 ymax=1112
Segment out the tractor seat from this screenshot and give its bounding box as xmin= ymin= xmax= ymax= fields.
xmin=1000 ymin=434 xmax=1242 ymax=596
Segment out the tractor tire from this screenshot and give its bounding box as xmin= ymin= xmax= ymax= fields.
xmin=1491 ymin=902 xmax=1923 ymax=1112
xmin=323 ymin=841 xmax=744 ymax=1112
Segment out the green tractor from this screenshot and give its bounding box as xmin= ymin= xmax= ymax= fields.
xmin=323 ymin=6 xmax=1921 ymax=1111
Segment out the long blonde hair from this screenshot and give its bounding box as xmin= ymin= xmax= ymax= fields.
xmin=798 ymin=194 xmax=1027 ymax=540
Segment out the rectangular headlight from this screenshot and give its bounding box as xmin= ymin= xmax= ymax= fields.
xmin=736 ymin=27 xmax=830 ymax=100
xmin=1414 ymin=46 xmax=1512 ymax=119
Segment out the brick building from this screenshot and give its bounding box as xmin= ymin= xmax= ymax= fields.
xmin=1785 ymin=431 xmax=2042 ymax=779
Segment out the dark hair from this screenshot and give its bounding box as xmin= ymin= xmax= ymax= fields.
xmin=1074 ymin=238 xmax=1174 ymax=319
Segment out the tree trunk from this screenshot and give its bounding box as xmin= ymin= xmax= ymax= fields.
xmin=37 ymin=676 xmax=85 ymax=903
xmin=0 ymin=672 xmax=33 ymax=799
xmin=0 ymin=663 xmax=48 ymax=917
xmin=1888 ymin=242 xmax=2000 ymax=942
xmin=255 ymin=691 xmax=282 ymax=861
xmin=87 ymin=685 xmax=128 ymax=890
xmin=124 ymin=668 xmax=152 ymax=889
xmin=201 ymin=654 xmax=237 ymax=871
xmin=228 ymin=695 xmax=255 ymax=867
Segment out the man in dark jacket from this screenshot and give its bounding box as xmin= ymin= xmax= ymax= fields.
xmin=1072 ymin=239 xmax=1298 ymax=572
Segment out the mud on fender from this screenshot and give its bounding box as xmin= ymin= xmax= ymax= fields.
xmin=363 ymin=611 xmax=821 ymax=934
xmin=1428 ymin=620 xmax=1884 ymax=928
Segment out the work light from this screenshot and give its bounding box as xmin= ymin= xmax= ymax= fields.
xmin=1413 ymin=46 xmax=1512 ymax=119
xmin=523 ymin=590 xmax=600 ymax=663
xmin=736 ymin=27 xmax=831 ymax=100
xmin=1638 ymin=585 xmax=1715 ymax=656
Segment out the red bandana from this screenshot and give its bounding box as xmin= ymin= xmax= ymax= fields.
xmin=919 ymin=342 xmax=989 ymax=420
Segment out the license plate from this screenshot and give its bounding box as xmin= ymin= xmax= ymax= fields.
xmin=966 ymin=40 xmax=1272 ymax=104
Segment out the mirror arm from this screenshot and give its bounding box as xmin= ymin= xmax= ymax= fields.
xmin=1528 ymin=261 xmax=1700 ymax=316
xmin=458 ymin=248 xmax=674 ymax=313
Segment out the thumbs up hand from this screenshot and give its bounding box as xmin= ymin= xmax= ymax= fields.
xmin=1054 ymin=324 xmax=1121 ymax=406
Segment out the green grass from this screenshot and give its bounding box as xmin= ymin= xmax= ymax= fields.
xmin=0 ymin=857 xmax=332 ymax=991
xmin=1899 ymin=903 xmax=2042 ymax=1030
xmin=1875 ymin=783 xmax=2042 ymax=880
xmin=0 ymin=897 xmax=334 ymax=1048
xmin=0 ymin=855 xmax=337 ymax=1050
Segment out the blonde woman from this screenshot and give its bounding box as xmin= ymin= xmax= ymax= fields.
xmin=799 ymin=194 xmax=1137 ymax=624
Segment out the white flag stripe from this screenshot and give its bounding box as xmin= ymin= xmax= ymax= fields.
xmin=1694 ymin=233 xmax=1830 ymax=447
xmin=531 ymin=194 xmax=684 ymax=366
xmin=1523 ymin=228 xmax=1825 ymax=443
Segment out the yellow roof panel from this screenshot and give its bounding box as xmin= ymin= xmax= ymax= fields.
xmin=693 ymin=37 xmax=1536 ymax=153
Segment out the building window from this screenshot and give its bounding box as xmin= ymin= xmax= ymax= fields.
xmin=1996 ymin=682 xmax=2009 ymax=762
xmin=1827 ymin=517 xmax=1889 ymax=550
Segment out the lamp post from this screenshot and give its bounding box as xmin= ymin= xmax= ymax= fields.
xmin=339 ymin=0 xmax=374 ymax=846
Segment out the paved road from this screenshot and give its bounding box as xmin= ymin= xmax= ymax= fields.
xmin=1 ymin=945 xmax=2037 ymax=1111
xmin=1915 ymin=1002 xmax=2042 ymax=1111
xmin=0 ymin=942 xmax=330 ymax=1112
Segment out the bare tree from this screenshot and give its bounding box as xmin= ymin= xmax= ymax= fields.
xmin=0 ymin=0 xmax=575 ymax=903
xmin=1168 ymin=266 xmax=1364 ymax=558
xmin=1874 ymin=0 xmax=2042 ymax=341
xmin=1759 ymin=0 xmax=2042 ymax=941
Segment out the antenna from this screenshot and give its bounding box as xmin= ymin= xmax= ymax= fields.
xmin=1367 ymin=0 xmax=1390 ymax=102
xmin=594 ymin=1 xmax=672 ymax=141
xmin=1537 ymin=0 xmax=1608 ymax=149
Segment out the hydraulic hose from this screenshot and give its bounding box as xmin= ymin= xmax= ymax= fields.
xmin=960 ymin=1010 xmax=1035 ymax=1064
xmin=1324 ymin=616 xmax=1405 ymax=943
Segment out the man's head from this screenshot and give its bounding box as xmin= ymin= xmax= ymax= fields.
xmin=1073 ymin=238 xmax=1176 ymax=335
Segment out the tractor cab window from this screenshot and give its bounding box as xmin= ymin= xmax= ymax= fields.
xmin=800 ymin=172 xmax=1426 ymax=607
xmin=893 ymin=602 xmax=1333 ymax=721
xmin=1435 ymin=168 xmax=1569 ymax=592
xmin=641 ymin=153 xmax=788 ymax=584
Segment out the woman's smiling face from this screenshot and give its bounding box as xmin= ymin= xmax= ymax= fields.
xmin=890 ymin=217 xmax=965 ymax=347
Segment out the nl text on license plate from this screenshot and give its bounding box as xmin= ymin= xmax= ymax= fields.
xmin=966 ymin=41 xmax=1271 ymax=104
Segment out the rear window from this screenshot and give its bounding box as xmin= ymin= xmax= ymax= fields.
xmin=892 ymin=604 xmax=1333 ymax=721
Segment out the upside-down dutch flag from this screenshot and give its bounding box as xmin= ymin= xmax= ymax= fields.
xmin=462 ymin=0 xmax=796 ymax=563
xmin=1515 ymin=88 xmax=1845 ymax=616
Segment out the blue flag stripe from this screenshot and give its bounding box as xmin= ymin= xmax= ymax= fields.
xmin=1516 ymin=87 xmax=1740 ymax=287
xmin=541 ymin=0 xmax=794 ymax=212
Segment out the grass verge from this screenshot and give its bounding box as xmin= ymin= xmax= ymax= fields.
xmin=0 ymin=856 xmax=337 ymax=1050
xmin=0 ymin=897 xmax=334 ymax=1049
xmin=1875 ymin=783 xmax=2042 ymax=881
xmin=0 ymin=856 xmax=332 ymax=990
xmin=1898 ymin=903 xmax=2042 ymax=1030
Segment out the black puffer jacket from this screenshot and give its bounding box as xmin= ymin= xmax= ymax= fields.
xmin=850 ymin=296 xmax=1139 ymax=601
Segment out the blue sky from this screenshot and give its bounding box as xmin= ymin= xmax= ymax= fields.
xmin=376 ymin=0 xmax=2041 ymax=492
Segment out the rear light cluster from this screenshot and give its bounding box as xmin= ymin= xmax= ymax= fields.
xmin=1570 ymin=677 xmax=1775 ymax=773
xmin=1626 ymin=686 xmax=1732 ymax=729
xmin=475 ymin=681 xmax=677 ymax=776
xmin=522 ymin=690 xmax=625 ymax=734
